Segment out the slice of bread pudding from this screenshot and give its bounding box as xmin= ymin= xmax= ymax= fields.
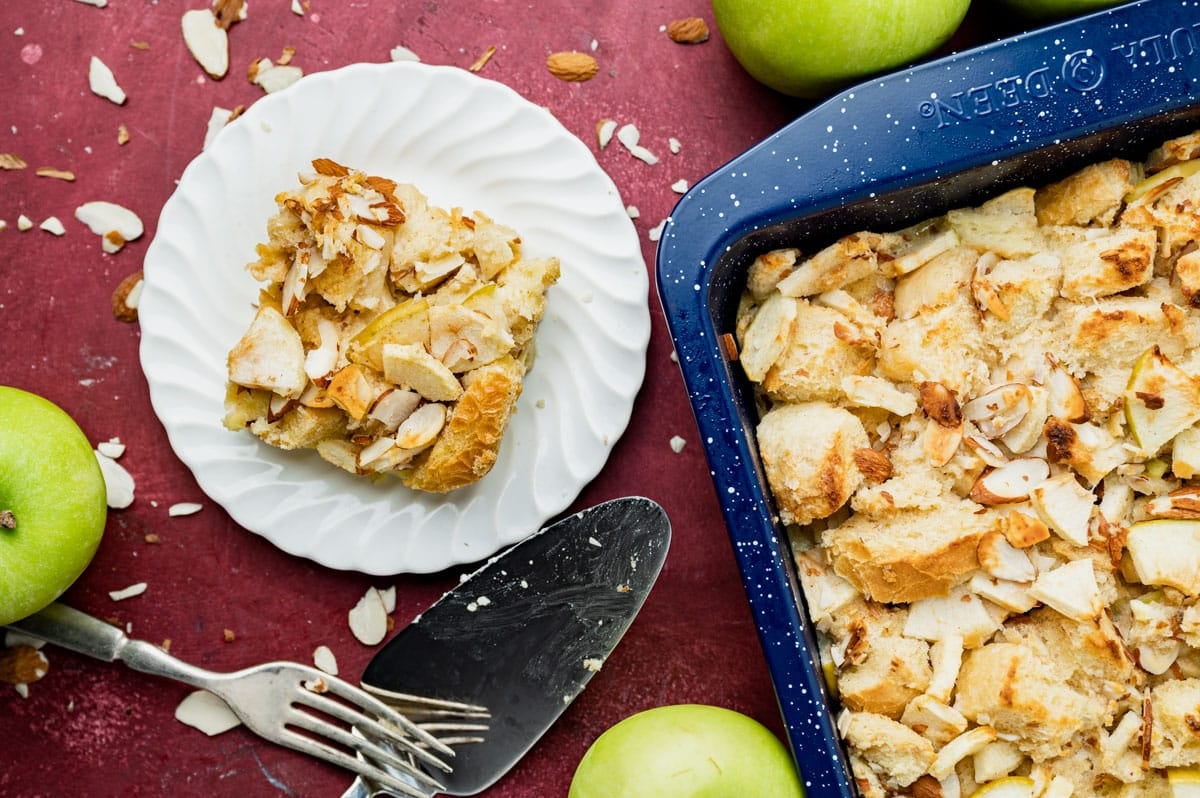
xmin=224 ymin=159 xmax=559 ymax=492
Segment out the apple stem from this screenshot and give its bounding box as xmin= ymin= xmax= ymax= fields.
xmin=0 ymin=510 xmax=13 ymax=530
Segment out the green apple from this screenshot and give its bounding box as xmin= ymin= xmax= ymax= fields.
xmin=993 ymin=0 xmax=1127 ymax=21
xmin=1123 ymin=346 xmax=1200 ymax=457
xmin=968 ymin=776 xmax=1036 ymax=797
xmin=711 ymin=0 xmax=971 ymax=98
xmin=568 ymin=704 xmax=805 ymax=798
xmin=0 ymin=386 xmax=107 ymax=625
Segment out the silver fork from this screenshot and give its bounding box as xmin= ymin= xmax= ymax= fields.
xmin=7 ymin=602 xmax=452 ymax=798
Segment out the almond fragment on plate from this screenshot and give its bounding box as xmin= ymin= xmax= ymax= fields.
xmin=545 ymin=51 xmax=599 ymax=82
xmin=88 ymin=55 xmax=126 ymax=104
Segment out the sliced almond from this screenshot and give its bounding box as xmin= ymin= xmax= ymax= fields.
xmin=312 ymin=645 xmax=338 ymax=675
xmin=76 ymin=201 xmax=144 ymax=253
xmin=596 ymin=118 xmax=617 ymax=149
xmin=95 ymin=449 xmax=135 ymax=509
xmin=175 ymin=689 xmax=241 ymax=735
xmin=923 ymin=418 xmax=964 ymax=467
xmin=368 ymin=388 xmax=421 ymax=432
xmin=348 ymin=586 xmax=389 ymax=645
xmin=1145 ymin=487 xmax=1200 ymax=519
xmin=963 ymin=383 xmax=1032 ymax=439
xmin=182 ymin=9 xmax=230 ymax=79
xmin=969 ymin=457 xmax=1049 ymax=505
xmin=1045 ymin=354 xmax=1089 ymax=422
xmin=395 ymin=402 xmax=446 ymax=450
xmin=919 ymin=381 xmax=962 ymax=428
xmin=88 ymin=56 xmax=126 ymax=104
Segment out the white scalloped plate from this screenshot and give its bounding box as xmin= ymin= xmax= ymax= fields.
xmin=138 ymin=62 xmax=648 ymax=575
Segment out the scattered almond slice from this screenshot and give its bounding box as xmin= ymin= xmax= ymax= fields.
xmin=175 ymin=689 xmax=242 ymax=735
xmin=111 ymin=271 xmax=143 ymax=322
xmin=73 ymin=0 xmax=108 ymax=7
xmin=94 ymin=449 xmax=135 ymax=508
xmin=291 ymin=0 xmax=305 ymax=15
xmin=39 ymin=217 xmax=66 ymax=236
xmin=168 ymin=502 xmax=203 ymax=517
xmin=203 ymin=106 xmax=235 ymax=150
xmin=181 ymin=8 xmax=229 ymax=79
xmin=469 ymin=45 xmax=497 ymax=73
xmin=75 ymin=201 xmax=144 ymax=253
xmin=35 ymin=167 xmax=74 ymax=182
xmin=616 ymin=123 xmax=658 ymax=165
xmin=0 ymin=154 xmax=27 ymax=170
xmin=96 ymin=438 xmax=125 ymax=459
xmin=669 ymin=435 xmax=686 ymax=453
xmin=648 ymin=218 xmax=666 ymax=242
xmin=389 ymin=44 xmax=420 ymax=62
xmin=313 ymin=645 xmax=338 ymax=675
xmin=108 ymin=582 xmax=147 ymax=601
xmin=17 ymin=215 xmax=33 ymax=231
xmin=596 ymin=118 xmax=617 ymax=149
xmin=117 ymin=124 xmax=130 ymax=145
xmin=88 ymin=56 xmax=126 ymax=104
xmin=250 ymin=58 xmax=303 ymax=94
xmin=671 ymin=179 xmax=688 ymax=194
xmin=348 ymin=587 xmax=389 ymax=645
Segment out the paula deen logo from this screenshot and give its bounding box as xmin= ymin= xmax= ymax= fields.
xmin=918 ymin=24 xmax=1200 ymax=129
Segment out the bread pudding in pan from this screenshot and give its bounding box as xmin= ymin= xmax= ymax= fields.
xmin=737 ymin=130 xmax=1200 ymax=797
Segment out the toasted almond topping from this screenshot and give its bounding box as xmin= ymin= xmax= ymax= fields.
xmin=666 ymin=17 xmax=710 ymax=44
xmin=969 ymin=457 xmax=1050 ymax=505
xmin=919 ymin=381 xmax=963 ymax=428
xmin=546 ymin=51 xmax=599 ymax=82
xmin=469 ymin=45 xmax=497 ymax=72
xmin=854 ymin=447 xmax=893 ymax=483
xmin=35 ymin=167 xmax=74 ymax=181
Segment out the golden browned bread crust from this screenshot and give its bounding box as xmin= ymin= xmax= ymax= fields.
xmin=400 ymin=355 xmax=524 ymax=493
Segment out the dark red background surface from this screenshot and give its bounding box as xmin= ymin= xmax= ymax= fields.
xmin=0 ymin=2 xmax=1017 ymax=796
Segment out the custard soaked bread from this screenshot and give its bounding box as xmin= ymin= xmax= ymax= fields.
xmin=738 ymin=130 xmax=1200 ymax=796
xmin=224 ymin=159 xmax=559 ymax=492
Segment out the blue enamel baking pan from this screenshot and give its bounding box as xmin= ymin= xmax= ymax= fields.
xmin=657 ymin=1 xmax=1200 ymax=794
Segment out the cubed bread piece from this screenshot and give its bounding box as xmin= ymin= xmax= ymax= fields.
xmin=1050 ymin=225 xmax=1157 ymax=300
xmin=976 ymin=253 xmax=1063 ymax=346
xmin=954 ymin=642 xmax=1091 ymax=761
xmin=839 ymin=711 xmax=936 ymax=789
xmin=839 ymin=635 xmax=932 ymax=718
xmin=762 ymin=300 xmax=875 ymax=404
xmin=878 ymin=297 xmax=989 ymax=397
xmin=745 ymin=248 xmax=799 ymax=300
xmin=497 ymin=256 xmax=560 ymax=350
xmin=756 ymin=401 xmax=869 ymax=527
xmin=248 ymin=405 xmax=346 ymax=451
xmin=947 ymin=187 xmax=1043 ymax=259
xmin=1148 ymin=678 xmax=1200 ymax=768
xmin=823 ymin=499 xmax=993 ymax=603
xmin=776 ymin=232 xmax=880 ymax=298
xmin=1053 ymin=297 xmax=1195 ymax=412
xmin=1146 ymin=131 xmax=1200 ymax=171
xmin=1034 ymin=158 xmax=1136 ymax=227
xmin=892 ymin=245 xmax=976 ymax=321
xmin=739 ymin=292 xmax=798 ymax=383
xmin=1122 ymin=169 xmax=1200 ymax=259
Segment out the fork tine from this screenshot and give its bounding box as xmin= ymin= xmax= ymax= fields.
xmin=312 ymin=675 xmax=455 ymax=755
xmin=292 ymin=689 xmax=454 ymax=772
xmin=283 ymin=708 xmax=447 ymax=790
xmin=277 ymin=726 xmax=437 ymax=798
xmin=362 ymin=684 xmax=491 ymax=720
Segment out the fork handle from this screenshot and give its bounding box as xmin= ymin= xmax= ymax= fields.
xmin=9 ymin=602 xmax=214 ymax=689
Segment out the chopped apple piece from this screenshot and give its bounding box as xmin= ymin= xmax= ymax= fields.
xmin=1028 ymin=472 xmax=1095 ymax=547
xmin=977 ymin=530 xmax=1036 ymax=582
xmin=903 ymin=587 xmax=1001 ymax=647
xmin=1168 ymin=767 xmax=1200 ymax=798
xmin=1028 ymin=559 xmax=1103 ymax=620
xmin=1126 ymin=520 xmax=1200 ymax=595
xmin=1173 ymin=425 xmax=1200 ymax=479
xmin=347 ymin=296 xmax=431 ymax=370
xmin=227 ymin=305 xmax=308 ymax=399
xmin=739 ymin=292 xmax=797 ymax=382
xmin=969 ymin=573 xmax=1038 ymax=614
xmin=381 ymin=342 xmax=463 ymax=402
xmin=1124 ymin=346 xmax=1200 ymax=456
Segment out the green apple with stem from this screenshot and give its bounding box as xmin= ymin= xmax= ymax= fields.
xmin=0 ymin=386 xmax=107 ymax=626
xmin=712 ymin=0 xmax=971 ymax=98
xmin=568 ymin=704 xmax=806 ymax=798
